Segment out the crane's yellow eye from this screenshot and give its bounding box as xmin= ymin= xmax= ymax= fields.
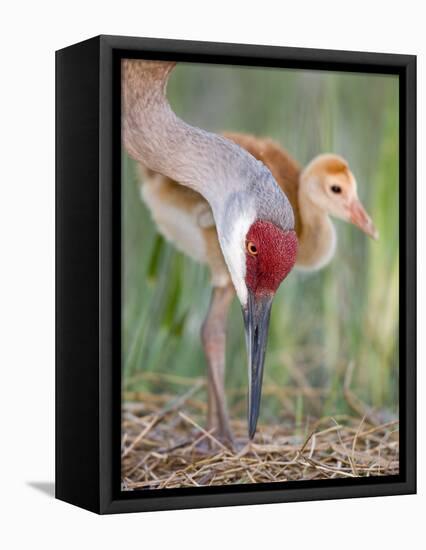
xmin=246 ymin=241 xmax=258 ymax=256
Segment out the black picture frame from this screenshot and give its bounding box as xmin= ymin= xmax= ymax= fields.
xmin=56 ymin=35 xmax=416 ymax=514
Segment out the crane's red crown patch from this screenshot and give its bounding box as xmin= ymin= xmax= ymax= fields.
xmin=245 ymin=220 xmax=298 ymax=296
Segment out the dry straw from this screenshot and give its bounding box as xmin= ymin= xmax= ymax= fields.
xmin=121 ymin=373 xmax=399 ymax=491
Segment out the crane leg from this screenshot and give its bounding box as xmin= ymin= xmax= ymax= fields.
xmin=201 ymin=284 xmax=235 ymax=445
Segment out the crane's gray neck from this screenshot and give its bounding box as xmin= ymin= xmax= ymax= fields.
xmin=122 ymin=60 xmax=293 ymax=231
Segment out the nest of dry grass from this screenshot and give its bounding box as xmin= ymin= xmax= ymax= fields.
xmin=121 ymin=375 xmax=399 ymax=491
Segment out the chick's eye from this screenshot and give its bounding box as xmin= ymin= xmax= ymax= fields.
xmin=331 ymin=185 xmax=342 ymax=194
xmin=246 ymin=241 xmax=258 ymax=256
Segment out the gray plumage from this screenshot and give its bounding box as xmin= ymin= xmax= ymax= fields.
xmin=122 ymin=59 xmax=294 ymax=236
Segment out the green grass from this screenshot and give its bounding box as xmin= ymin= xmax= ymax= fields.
xmin=122 ymin=64 xmax=399 ymax=423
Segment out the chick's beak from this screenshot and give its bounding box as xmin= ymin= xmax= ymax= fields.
xmin=242 ymin=290 xmax=273 ymax=439
xmin=349 ymin=199 xmax=379 ymax=240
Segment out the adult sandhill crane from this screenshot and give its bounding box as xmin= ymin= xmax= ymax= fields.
xmin=123 ymin=60 xmax=298 ymax=442
xmin=138 ymin=131 xmax=377 ymax=441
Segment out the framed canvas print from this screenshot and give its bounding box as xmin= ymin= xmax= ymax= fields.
xmin=56 ymin=35 xmax=416 ymax=514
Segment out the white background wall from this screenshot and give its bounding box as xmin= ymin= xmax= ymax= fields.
xmin=0 ymin=1 xmax=423 ymax=548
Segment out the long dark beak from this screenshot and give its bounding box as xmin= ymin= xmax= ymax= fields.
xmin=242 ymin=290 xmax=273 ymax=439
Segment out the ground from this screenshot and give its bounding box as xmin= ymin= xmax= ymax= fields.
xmin=121 ymin=378 xmax=399 ymax=490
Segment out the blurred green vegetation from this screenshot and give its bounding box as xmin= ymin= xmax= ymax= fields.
xmin=122 ymin=64 xmax=399 ymax=424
